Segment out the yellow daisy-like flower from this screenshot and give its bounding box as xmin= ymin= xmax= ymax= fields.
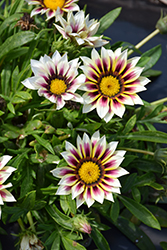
xmin=25 ymin=0 xmax=80 ymax=21
xmin=51 ymin=131 xmax=128 ymax=208
xmin=79 ymin=47 xmax=150 ymax=122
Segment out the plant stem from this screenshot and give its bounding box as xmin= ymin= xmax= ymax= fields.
xmin=119 ymin=147 xmax=154 ymax=156
xmin=18 ymin=218 xmax=25 ymax=231
xmin=150 ymin=97 xmax=167 ymax=106
xmin=27 ymin=211 xmax=36 ymax=233
xmin=128 ymin=29 xmax=160 ymax=56
xmin=135 ymin=97 xmax=167 ymax=113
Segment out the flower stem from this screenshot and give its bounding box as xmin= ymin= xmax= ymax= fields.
xmin=128 ymin=29 xmax=160 ymax=56
xmin=150 ymin=97 xmax=167 ymax=106
xmin=27 ymin=211 xmax=36 ymax=233
xmin=18 ymin=218 xmax=25 ymax=231
xmin=119 ymin=147 xmax=154 ymax=156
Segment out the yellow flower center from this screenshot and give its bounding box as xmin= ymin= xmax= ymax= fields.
xmin=43 ymin=0 xmax=65 ymax=10
xmin=50 ymin=78 xmax=67 ymax=95
xmin=100 ymin=75 xmax=120 ymax=97
xmin=78 ymin=161 xmax=101 ymax=184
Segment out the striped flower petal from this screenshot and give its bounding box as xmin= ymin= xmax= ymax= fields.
xmin=80 ymin=47 xmax=150 ymax=122
xmin=52 ymin=132 xmax=128 ymax=208
xmin=54 ymin=10 xmax=108 ymax=47
xmin=0 ymin=156 xmax=16 ymax=218
xmin=22 ymin=50 xmax=83 ymax=109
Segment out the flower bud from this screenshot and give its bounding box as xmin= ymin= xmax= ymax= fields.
xmin=154 ymin=148 xmax=167 ymax=166
xmin=155 ymin=12 xmax=167 ymax=34
xmin=72 ymin=215 xmax=92 ymax=234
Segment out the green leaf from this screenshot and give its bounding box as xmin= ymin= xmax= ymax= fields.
xmin=142 ymin=69 xmax=162 ymax=77
xmin=139 ymin=45 xmax=162 ymax=72
xmin=0 ymin=111 xmax=4 ymax=116
xmin=9 ymin=207 xmax=26 ymax=223
xmin=0 ymin=13 xmax=21 ymax=36
xmin=45 ymin=204 xmax=73 ymax=230
xmin=134 ymin=173 xmax=155 ymax=187
xmin=33 ymin=134 xmax=55 ymax=155
xmin=146 ymin=205 xmax=167 ymax=227
xmin=122 ymin=114 xmax=136 ymax=134
xmin=118 ymin=131 xmax=167 ymax=144
xmin=132 ymin=187 xmax=141 ymax=203
xmin=60 ymin=194 xmax=76 ymax=215
xmin=7 ymin=102 xmax=15 ymax=114
xmin=160 ymin=242 xmax=167 ymax=250
xmin=1 ymin=64 xmax=11 ymax=95
xmin=131 ymin=159 xmax=162 ymax=173
xmin=113 ymin=216 xmax=156 ymax=250
xmin=91 ymin=227 xmax=110 ymax=250
xmin=149 ymin=182 xmax=164 ymax=190
xmin=13 ymin=91 xmax=32 ymax=103
xmin=110 ymin=197 xmax=120 ymax=222
xmin=0 ymin=137 xmax=8 ymax=143
xmin=21 ymin=191 xmax=36 ymax=210
xmin=0 ymin=31 xmax=36 ymax=60
xmin=98 ymin=7 xmax=122 ymax=34
xmin=76 ymin=122 xmax=101 ymax=134
xmin=9 ymin=0 xmax=25 ymax=15
xmin=51 ymin=232 xmax=61 ymax=250
xmin=20 ymin=164 xmax=33 ymax=198
xmin=11 ymin=66 xmax=19 ymax=92
xmin=61 ymin=236 xmax=86 ymax=250
xmin=118 ymin=195 xmax=161 ymax=230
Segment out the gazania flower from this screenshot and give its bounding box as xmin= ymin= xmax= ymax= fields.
xmin=22 ymin=51 xmax=85 ymax=110
xmin=51 ymin=131 xmax=128 ymax=208
xmin=0 ymin=155 xmax=16 ymax=218
xmin=26 ymin=0 xmax=80 ymax=21
xmin=54 ymin=10 xmax=109 ymax=47
xmin=79 ymin=47 xmax=150 ymax=122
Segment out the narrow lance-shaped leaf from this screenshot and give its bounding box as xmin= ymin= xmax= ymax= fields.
xmin=97 ymin=7 xmax=122 ymax=34
xmin=33 ymin=134 xmax=55 ymax=155
xmin=118 ymin=195 xmax=161 ymax=230
xmin=0 ymin=31 xmax=36 ymax=60
xmin=45 ymin=204 xmax=73 ymax=230
xmin=0 ymin=13 xmax=21 ymax=36
xmin=61 ymin=236 xmax=86 ymax=250
xmin=118 ymin=131 xmax=167 ymax=144
xmin=91 ymin=227 xmax=110 ymax=250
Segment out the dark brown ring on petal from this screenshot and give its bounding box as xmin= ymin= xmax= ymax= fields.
xmin=46 ymin=73 xmax=70 ymax=95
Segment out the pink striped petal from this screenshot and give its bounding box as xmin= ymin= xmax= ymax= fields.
xmin=58 ymin=174 xmax=78 ymax=186
xmin=61 ymin=151 xmax=79 ymax=168
xmin=83 ymin=187 xmax=95 ymax=207
xmin=0 ymin=189 xmax=16 ymax=203
xmin=115 ymin=49 xmax=127 ymax=74
xmin=92 ymin=135 xmax=106 ymax=159
xmin=96 ymin=96 xmax=109 ymax=118
xmin=51 ymin=166 xmax=74 ymax=178
xmin=76 ymin=193 xmax=85 ymax=208
xmin=0 ymin=156 xmax=12 ymax=170
xmin=111 ymin=99 xmax=125 ymax=118
xmin=82 ymin=133 xmax=92 ymax=158
xmin=91 ymin=185 xmax=104 ymax=204
xmin=71 ymin=182 xmax=85 ymax=199
xmin=104 ymin=190 xmax=114 ymax=202
xmin=56 ymin=185 xmax=71 ymax=195
xmin=101 ymin=141 xmax=118 ymax=163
